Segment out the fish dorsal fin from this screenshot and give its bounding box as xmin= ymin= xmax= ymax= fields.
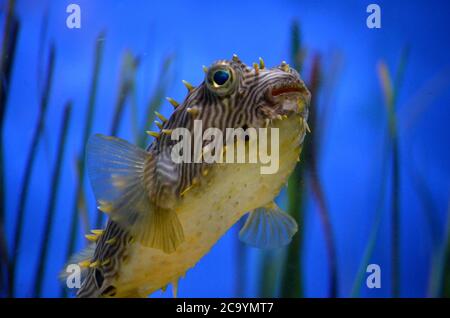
xmin=239 ymin=202 xmax=298 ymax=249
xmin=86 ymin=134 xmax=184 ymax=253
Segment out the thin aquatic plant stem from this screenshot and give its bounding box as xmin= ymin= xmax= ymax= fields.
xmin=307 ymin=55 xmax=339 ymax=297
xmin=442 ymin=201 xmax=450 ymax=297
xmin=33 ymin=102 xmax=72 ymax=297
xmin=0 ymin=0 xmax=19 ymax=297
xmin=350 ymin=132 xmax=390 ymax=297
xmin=391 ymin=134 xmax=400 ymax=297
xmin=377 ymin=48 xmax=408 ymax=297
xmin=10 ymin=44 xmax=56 ymax=297
xmin=94 ymin=51 xmax=139 ymax=229
xmin=390 ymin=48 xmax=408 ymax=298
xmin=110 ymin=52 xmax=139 ymax=136
xmin=64 ymin=33 xmax=105 ymax=297
xmin=278 ymin=20 xmax=306 ymax=298
xmin=280 ymin=164 xmax=305 ymax=297
xmin=407 ymin=148 xmax=446 ymax=296
xmin=309 ymin=171 xmax=338 ymax=297
xmin=138 ymin=54 xmax=174 ymax=149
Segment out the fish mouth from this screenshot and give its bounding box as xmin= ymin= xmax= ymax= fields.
xmin=270 ymin=83 xmax=307 ymax=97
xmin=265 ymin=81 xmax=311 ymax=119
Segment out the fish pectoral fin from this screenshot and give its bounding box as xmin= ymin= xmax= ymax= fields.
xmin=86 ymin=134 xmax=184 ymax=253
xmin=239 ymin=202 xmax=298 ymax=249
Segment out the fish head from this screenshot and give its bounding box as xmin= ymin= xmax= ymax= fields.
xmin=190 ymin=54 xmax=311 ymax=129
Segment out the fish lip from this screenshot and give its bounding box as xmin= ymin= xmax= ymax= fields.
xmin=270 ymin=83 xmax=304 ymax=97
xmin=263 ymin=81 xmax=311 ymax=120
xmin=266 ymin=81 xmax=311 ymax=105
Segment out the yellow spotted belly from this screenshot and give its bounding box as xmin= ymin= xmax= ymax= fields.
xmin=114 ymin=116 xmax=305 ymax=297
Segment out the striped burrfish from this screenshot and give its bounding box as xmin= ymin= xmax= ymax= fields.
xmin=66 ymin=55 xmax=311 ymax=297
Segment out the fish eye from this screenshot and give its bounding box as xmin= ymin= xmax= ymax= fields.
xmin=206 ymin=64 xmax=237 ymax=96
xmin=213 ymin=69 xmax=230 ymax=86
